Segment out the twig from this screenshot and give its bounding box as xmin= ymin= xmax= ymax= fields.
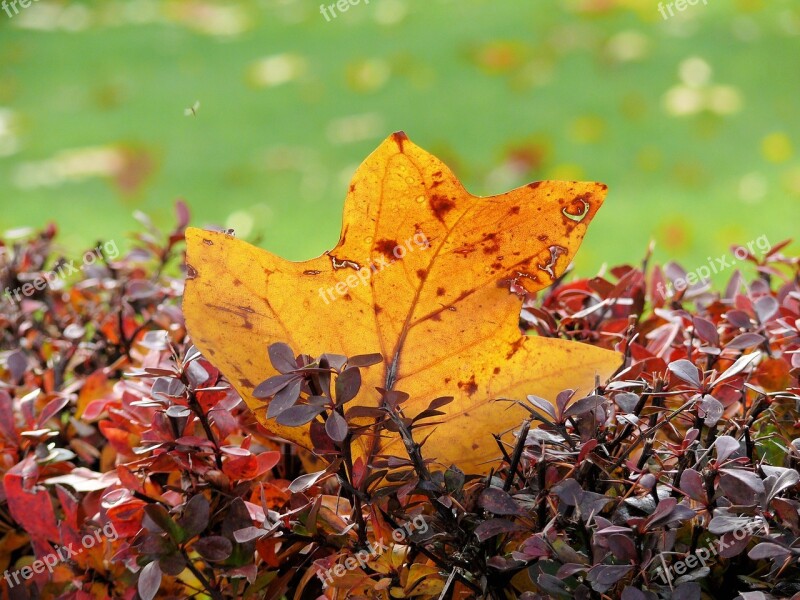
xmin=503 ymin=420 xmax=530 ymax=492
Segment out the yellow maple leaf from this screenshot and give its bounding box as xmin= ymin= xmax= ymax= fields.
xmin=183 ymin=132 xmax=621 ymax=475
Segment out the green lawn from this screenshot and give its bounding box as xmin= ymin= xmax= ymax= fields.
xmin=0 ymin=0 xmax=797 ymax=280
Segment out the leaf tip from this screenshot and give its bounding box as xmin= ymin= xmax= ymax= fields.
xmin=390 ymin=130 xmax=409 ymax=151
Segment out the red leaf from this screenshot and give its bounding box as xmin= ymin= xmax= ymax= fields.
xmin=0 ymin=390 xmax=17 ymax=443
xmin=3 ymin=456 xmax=60 ymax=542
xmin=223 ymin=454 xmax=259 ymax=480
xmin=256 ymin=451 xmax=281 ymax=476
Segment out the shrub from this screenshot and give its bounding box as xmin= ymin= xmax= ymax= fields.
xmin=0 ymin=207 xmax=798 ymax=599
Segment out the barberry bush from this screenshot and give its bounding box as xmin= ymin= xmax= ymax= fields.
xmin=0 ymin=205 xmax=798 ymax=600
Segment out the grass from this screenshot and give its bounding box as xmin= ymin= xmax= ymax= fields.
xmin=0 ymin=0 xmax=797 ymax=281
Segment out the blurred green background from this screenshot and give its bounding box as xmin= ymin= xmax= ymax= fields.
xmin=0 ymin=0 xmax=797 ymax=278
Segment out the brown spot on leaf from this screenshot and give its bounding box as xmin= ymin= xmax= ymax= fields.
xmin=416 ymin=269 xmax=427 ymax=280
xmin=239 ymin=378 xmax=254 ymax=388
xmin=493 ymin=367 xmax=501 ymax=375
xmin=508 ymin=206 xmax=521 ymax=215
xmin=505 ymin=338 xmax=524 ymax=360
xmin=481 ymin=233 xmax=500 ymax=254
xmin=203 ymin=238 xmax=213 ymax=246
xmin=429 ymin=194 xmax=456 ymax=222
xmin=374 ymin=239 xmax=397 ymax=258
xmin=458 ymin=376 xmax=478 ymax=396
xmin=392 ymin=131 xmax=408 ymax=151
xmin=303 ymin=270 xmax=322 ymax=276
xmin=436 ymin=287 xmax=446 ymax=297
xmin=528 ymin=182 xmax=542 ymax=189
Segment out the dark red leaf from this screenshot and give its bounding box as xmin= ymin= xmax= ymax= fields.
xmin=194 ymin=536 xmax=233 ymax=562
xmin=692 ymin=316 xmax=719 ymax=345
xmin=138 ymin=561 xmax=162 ymax=600
xmin=276 ymin=403 xmax=325 ymax=427
xmin=253 ymin=373 xmax=296 ymax=399
xmin=668 ymin=359 xmax=701 ymax=388
xmin=727 ymin=333 xmax=765 ymax=350
xmin=680 ymin=469 xmax=707 ymax=503
xmin=268 ymin=342 xmax=297 ymax=374
xmin=587 ymin=564 xmax=632 ymax=588
xmin=563 ymin=395 xmax=605 ymax=418
xmin=265 ymin=377 xmax=302 ymax=418
xmin=478 ymin=487 xmax=526 ymax=516
xmin=325 ymin=410 xmax=348 ymax=442
xmin=347 ymin=353 xmax=383 ymax=367
xmin=177 ymin=494 xmax=209 ymax=539
xmin=748 ymin=542 xmax=791 ymax=560
xmin=335 ymin=367 xmax=361 ymax=405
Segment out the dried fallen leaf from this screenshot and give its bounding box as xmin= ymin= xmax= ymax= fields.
xmin=183 ymin=132 xmax=621 ymax=475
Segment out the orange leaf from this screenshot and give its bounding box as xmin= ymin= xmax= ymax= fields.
xmin=183 ymin=132 xmax=621 ymax=475
xmin=76 ymin=369 xmax=113 ymax=419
